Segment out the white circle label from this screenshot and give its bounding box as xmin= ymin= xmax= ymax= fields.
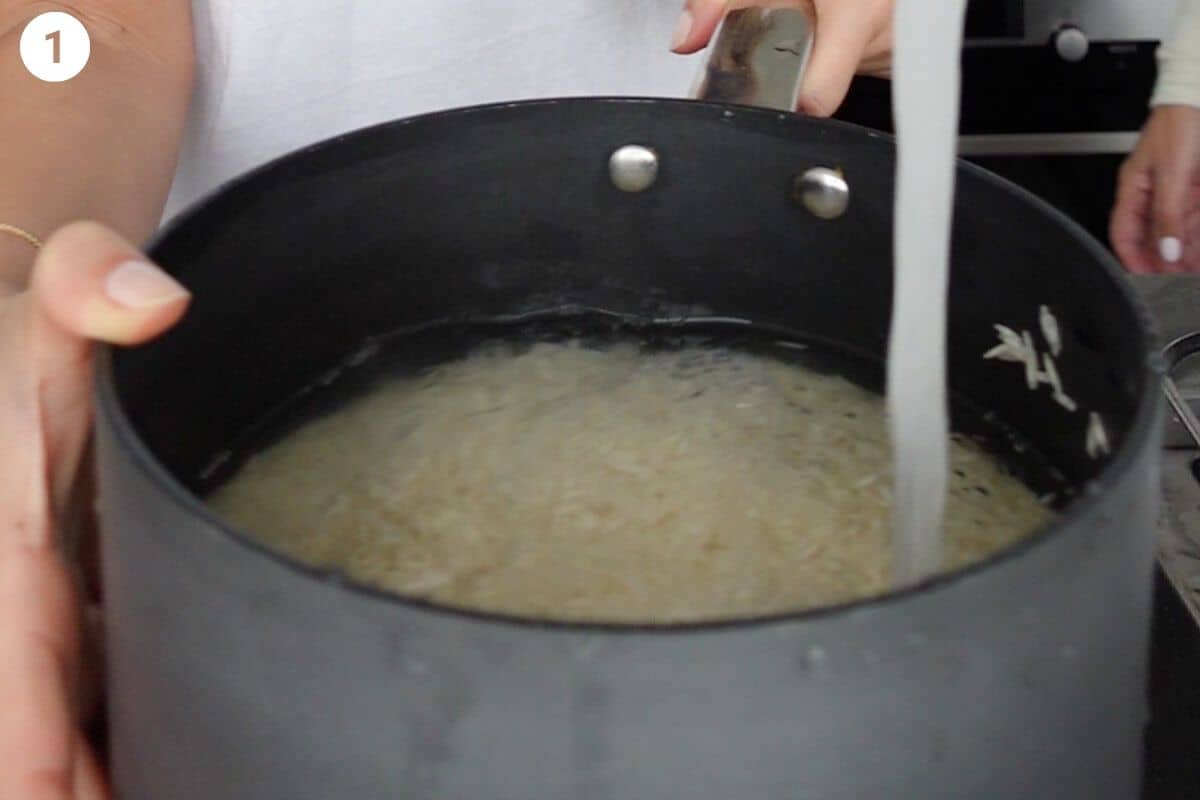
xmin=20 ymin=12 xmax=91 ymax=83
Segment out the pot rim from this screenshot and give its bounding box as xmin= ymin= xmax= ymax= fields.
xmin=96 ymin=96 xmax=1165 ymax=635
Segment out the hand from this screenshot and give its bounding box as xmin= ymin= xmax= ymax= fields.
xmin=1111 ymin=105 xmax=1200 ymax=274
xmin=0 ymin=222 xmax=189 ymax=800
xmin=670 ymin=0 xmax=893 ymax=117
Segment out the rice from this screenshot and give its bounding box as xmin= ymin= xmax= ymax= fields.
xmin=1039 ymin=305 xmax=1062 ymax=357
xmin=209 ymin=341 xmax=1052 ymax=623
xmin=1086 ymin=412 xmax=1110 ymax=459
xmin=1041 ymin=353 xmax=1077 ymax=412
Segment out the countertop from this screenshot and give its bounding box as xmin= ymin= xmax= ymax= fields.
xmin=1131 ymin=275 xmax=1200 ymax=799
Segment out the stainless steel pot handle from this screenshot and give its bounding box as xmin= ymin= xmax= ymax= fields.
xmin=691 ymin=6 xmax=815 ymax=111
xmin=1163 ymin=331 xmax=1200 ymax=449
xmin=686 ymin=7 xmax=852 ymax=220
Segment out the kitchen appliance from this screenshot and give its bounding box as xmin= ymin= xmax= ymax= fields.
xmin=95 ymin=96 xmax=1161 ymax=799
xmin=838 ymin=0 xmax=1176 ymax=244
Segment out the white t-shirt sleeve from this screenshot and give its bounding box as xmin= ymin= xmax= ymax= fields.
xmin=1153 ymin=0 xmax=1200 ymax=108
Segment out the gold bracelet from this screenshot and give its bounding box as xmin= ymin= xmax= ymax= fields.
xmin=0 ymin=223 xmax=44 ymax=250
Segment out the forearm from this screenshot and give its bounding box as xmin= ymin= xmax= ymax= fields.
xmin=1153 ymin=0 xmax=1200 ymax=109
xmin=0 ymin=1 xmax=195 ymax=288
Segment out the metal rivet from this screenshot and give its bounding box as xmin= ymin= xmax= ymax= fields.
xmin=609 ymin=145 xmax=659 ymax=193
xmin=794 ymin=167 xmax=850 ymax=220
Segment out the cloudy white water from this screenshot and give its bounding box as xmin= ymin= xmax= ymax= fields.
xmin=887 ymin=0 xmax=970 ymax=585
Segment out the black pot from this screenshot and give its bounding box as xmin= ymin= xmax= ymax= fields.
xmin=96 ymin=98 xmax=1162 ymax=799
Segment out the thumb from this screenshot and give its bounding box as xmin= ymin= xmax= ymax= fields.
xmin=33 ymin=221 xmax=190 ymax=347
xmin=796 ymin=9 xmax=872 ymax=116
xmin=1152 ymin=162 xmax=1190 ymax=269
xmin=669 ymin=0 xmax=729 ymax=54
xmin=27 ymin=221 xmax=190 ymax=521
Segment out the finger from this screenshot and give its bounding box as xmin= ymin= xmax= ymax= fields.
xmin=29 ymin=222 xmax=190 ymax=513
xmin=1111 ymin=163 xmax=1157 ymax=273
xmin=73 ymin=734 xmax=108 ymax=800
xmin=1183 ymin=203 xmax=1200 ymax=272
xmin=670 ymin=0 xmax=728 ymax=54
xmin=797 ymin=8 xmax=873 ymax=116
xmin=1166 ymin=184 xmax=1200 ymax=274
xmin=0 ymin=662 xmax=74 ymax=800
xmin=33 ymin=221 xmax=190 ymax=347
xmin=1111 ymin=202 xmax=1156 ymax=273
xmin=0 ymin=537 xmax=81 ymax=680
xmin=1149 ymin=153 xmax=1196 ymax=272
xmin=858 ymin=27 xmax=893 ymax=78
xmin=0 ymin=549 xmax=80 ymax=800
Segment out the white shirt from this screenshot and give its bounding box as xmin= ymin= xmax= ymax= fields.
xmin=1154 ymin=0 xmax=1200 ymax=108
xmin=164 ymin=0 xmax=699 ymax=221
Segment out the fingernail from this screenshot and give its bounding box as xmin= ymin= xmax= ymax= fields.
xmin=1160 ymin=236 xmax=1183 ymax=264
xmin=670 ymin=9 xmax=693 ymax=51
xmin=104 ymin=260 xmax=189 ymax=308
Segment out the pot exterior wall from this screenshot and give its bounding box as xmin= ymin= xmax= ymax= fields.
xmin=96 ymin=406 xmax=1160 ymax=800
